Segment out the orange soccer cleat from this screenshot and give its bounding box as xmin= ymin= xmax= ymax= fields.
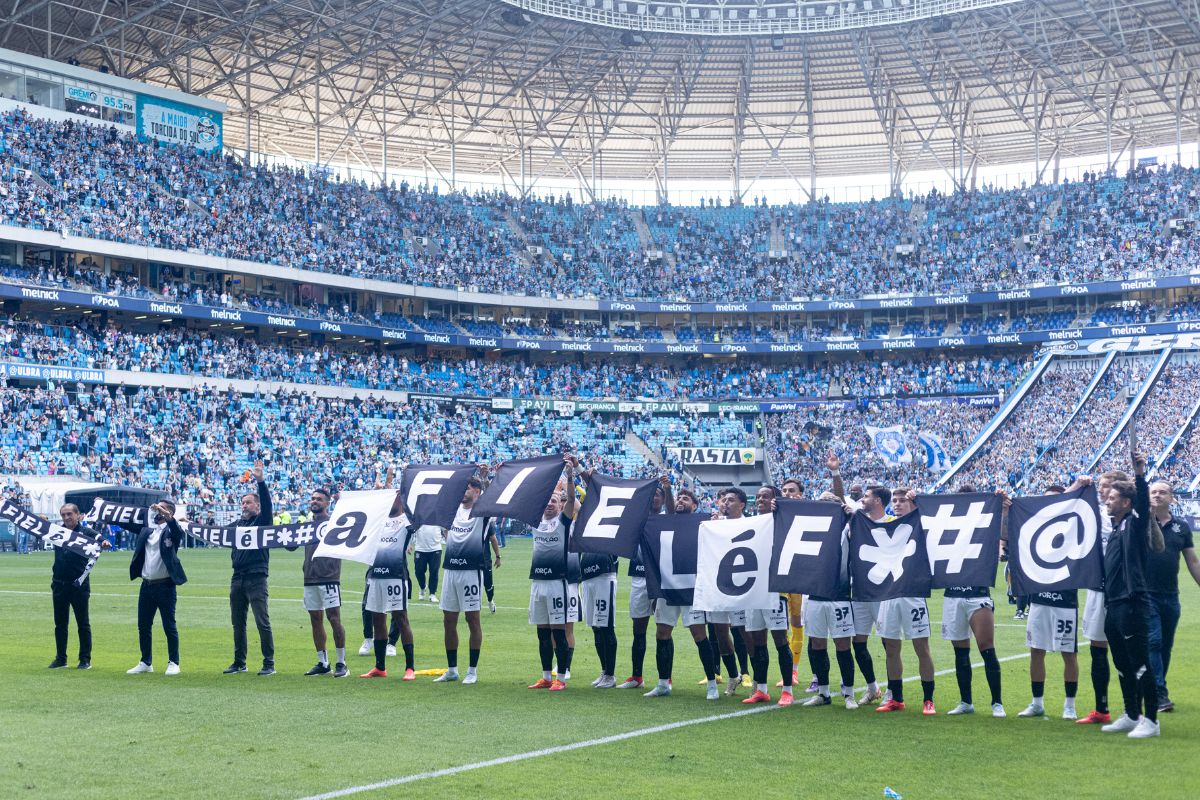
xmin=528 ymin=678 xmax=554 ymax=689
xmin=359 ymin=668 xmax=387 ymax=678
xmin=875 ymin=699 xmax=907 ymax=713
xmin=777 ymin=691 xmax=795 ymax=707
xmin=549 ymin=679 xmax=568 ymax=691
xmin=1076 ymin=710 xmax=1112 ymax=725
xmin=742 ymin=690 xmax=771 ymax=704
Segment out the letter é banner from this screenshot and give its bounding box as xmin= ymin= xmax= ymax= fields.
xmin=692 ymin=515 xmax=774 ymax=613
xmin=569 ymin=473 xmax=659 ymax=558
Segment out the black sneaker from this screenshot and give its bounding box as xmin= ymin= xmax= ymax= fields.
xmin=77 ymin=661 xmax=91 ymax=670
xmin=257 ymin=664 xmax=276 ymax=676
xmin=223 ymin=663 xmax=247 ymax=674
xmin=1159 ymin=696 xmax=1175 ymax=713
xmin=333 ymin=662 xmax=349 ymax=678
xmin=48 ymin=658 xmax=67 ymax=669
xmin=305 ymin=662 xmax=332 ymax=676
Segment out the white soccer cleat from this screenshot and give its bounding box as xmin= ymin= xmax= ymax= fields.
xmin=488 ymin=600 xmax=497 ymax=614
xmin=644 ymin=683 xmax=672 ymax=697
xmin=706 ymin=682 xmax=720 ymax=701
xmin=725 ymin=674 xmax=742 ymax=697
xmin=1062 ymin=705 xmax=1078 ymax=721
xmin=597 ymin=675 xmax=617 ymax=689
xmin=357 ymin=639 xmax=372 ymax=656
xmin=433 ymin=670 xmax=459 ymax=683
xmin=418 ymin=588 xmax=425 ymax=600
xmin=1128 ymin=717 xmax=1160 ymax=738
xmin=1102 ymin=714 xmax=1139 ymax=733
xmin=1018 ymin=703 xmax=1045 ymax=718
xmin=992 ymin=703 xmax=1007 ymax=718
xmin=947 ymin=702 xmax=975 ymax=716
xmin=126 ymin=662 xmax=153 ymax=674
xmin=591 ymin=674 xmax=606 ymax=687
xmin=428 ymin=593 xmax=438 ymax=604
xmin=859 ymin=686 xmax=883 ymax=705
xmin=616 ymin=677 xmax=644 ymax=689
xmin=386 ymin=644 xmax=397 ymax=657
xmin=462 ymin=673 xmax=478 ymax=685
xmin=165 ymin=662 xmax=180 ymax=676
xmin=844 ymin=694 xmax=860 ymax=711
xmin=802 ymin=694 xmax=832 ymax=707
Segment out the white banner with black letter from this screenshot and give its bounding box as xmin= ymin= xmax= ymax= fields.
xmin=693 ymin=514 xmax=775 ymax=613
xmin=312 ymin=489 xmax=398 ymax=566
xmin=402 ymin=464 xmax=477 ymax=529
xmin=569 ymin=473 xmax=658 ymax=558
xmin=916 ymin=493 xmax=1002 ymax=589
xmin=768 ymin=500 xmax=848 ymax=597
xmin=849 ymin=510 xmax=931 ymax=602
xmin=641 ymin=513 xmax=706 ymax=606
xmin=1007 ymin=487 xmax=1103 ymax=596
xmin=471 ymin=454 xmax=563 ymax=527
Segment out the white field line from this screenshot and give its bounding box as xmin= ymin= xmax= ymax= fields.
xmin=0 ymin=589 xmax=528 ymax=612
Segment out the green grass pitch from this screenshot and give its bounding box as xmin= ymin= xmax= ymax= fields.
xmin=1 ymin=542 xmax=1197 ymax=800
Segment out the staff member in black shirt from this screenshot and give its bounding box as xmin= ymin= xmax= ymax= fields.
xmin=224 ymin=460 xmax=276 ymax=676
xmin=1099 ymin=452 xmax=1165 ymax=738
xmin=1146 ymin=481 xmax=1200 ymax=713
xmin=48 ymin=504 xmax=108 ymax=670
xmin=124 ymin=500 xmax=187 ymax=675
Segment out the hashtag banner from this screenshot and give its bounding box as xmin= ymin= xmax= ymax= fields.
xmin=916 ymin=493 xmax=1002 ymax=589
xmin=849 ymin=510 xmax=931 ymax=602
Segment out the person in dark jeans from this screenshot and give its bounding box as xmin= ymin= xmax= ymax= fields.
xmin=48 ymin=504 xmax=108 ymax=670
xmin=224 ymin=460 xmax=276 ymax=675
xmin=1147 ymin=481 xmax=1200 ymax=713
xmin=122 ymin=500 xmax=188 ymax=675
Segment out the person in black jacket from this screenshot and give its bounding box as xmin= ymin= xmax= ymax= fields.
xmin=224 ymin=460 xmax=275 ymax=676
xmin=1099 ymin=451 xmax=1166 ymax=739
xmin=124 ymin=500 xmax=187 ymax=676
xmin=48 ymin=504 xmax=107 ymax=670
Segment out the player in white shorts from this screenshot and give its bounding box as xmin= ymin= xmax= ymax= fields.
xmin=360 ymin=491 xmax=415 ymax=681
xmin=527 ymin=455 xmax=578 ymax=692
xmin=708 ymin=488 xmax=756 ymax=698
xmin=435 ymin=474 xmax=501 ymax=685
xmin=801 ymin=509 xmax=859 ymax=711
xmin=740 ymin=487 xmax=795 ymax=707
xmin=1020 ymin=590 xmax=1080 ymax=720
xmin=298 ymin=487 xmax=348 ymax=678
xmin=849 ymin=486 xmax=887 ymax=705
xmin=617 ymin=478 xmax=671 ymax=690
xmin=580 ymin=551 xmax=619 ymax=688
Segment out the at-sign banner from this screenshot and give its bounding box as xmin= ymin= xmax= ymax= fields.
xmin=1007 ymin=487 xmax=1103 ymax=596
xmin=136 ymin=95 xmax=223 ymax=151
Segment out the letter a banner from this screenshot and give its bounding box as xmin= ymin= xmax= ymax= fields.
xmin=693 ymin=514 xmax=774 ymax=613
xmin=313 ymin=489 xmax=398 ymax=565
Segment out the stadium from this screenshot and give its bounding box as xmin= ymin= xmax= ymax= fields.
xmin=0 ymin=0 xmax=1198 ymax=797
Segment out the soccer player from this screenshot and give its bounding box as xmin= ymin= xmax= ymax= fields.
xmin=124 ymin=500 xmax=186 ymax=676
xmin=801 ymin=495 xmax=859 ymax=711
xmin=780 ymin=476 xmax=807 ymax=688
xmin=709 ymin=487 xmax=756 ymax=697
xmin=300 ymin=488 xmax=347 ymax=678
xmin=645 ymin=488 xmax=724 ymax=700
xmin=48 ymin=504 xmax=107 ymax=670
xmin=1019 ymin=586 xmax=1080 ymax=720
xmin=410 ymin=521 xmax=443 ymax=603
xmin=742 ymin=486 xmax=795 ymax=706
xmin=360 ymin=489 xmax=416 ymax=680
xmin=528 ymin=454 xmax=579 ymax=692
xmin=581 ymin=547 xmax=619 ymax=688
xmin=224 ymin=460 xmax=276 ymax=676
xmin=850 ymin=485 xmax=885 ymax=704
xmin=434 ymin=474 xmax=500 ymax=685
xmin=1077 ymin=470 xmax=1125 ymax=725
xmin=1147 ymin=480 xmax=1199 ymax=712
xmin=617 ymin=476 xmax=672 ymax=690
xmin=874 ymin=488 xmax=936 ymax=714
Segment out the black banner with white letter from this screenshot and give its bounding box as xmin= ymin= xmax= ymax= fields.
xmin=569 ymin=474 xmax=658 ymax=558
xmin=916 ymin=493 xmax=1002 ymax=589
xmin=849 ymin=511 xmax=931 ymax=602
xmin=1 ymin=499 xmax=103 ymax=560
xmin=471 ymin=454 xmax=563 ymax=527
xmin=769 ymin=500 xmax=847 ymax=597
xmin=402 ymin=464 xmax=476 ymax=529
xmin=1007 ymin=487 xmax=1103 ymax=596
xmin=642 ymin=513 xmax=705 ymax=606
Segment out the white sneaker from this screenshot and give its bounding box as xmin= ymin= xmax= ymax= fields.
xmin=428 ymin=593 xmax=438 ymax=604
xmin=462 ymin=673 xmax=478 ymax=685
xmin=563 ymin=669 xmax=571 ymax=681
xmin=844 ymin=694 xmax=860 ymax=710
xmin=488 ymin=600 xmax=496 ymax=613
xmin=706 ymin=682 xmax=720 ymax=701
xmin=644 ymin=683 xmax=672 ymax=697
xmin=386 ymin=644 xmax=397 ymax=657
xmin=433 ymin=670 xmax=459 ymax=682
xmin=1062 ymin=704 xmax=1077 ymax=721
xmin=599 ymin=675 xmax=617 ymax=689
xmin=1128 ymin=717 xmax=1160 ymax=738
xmin=1018 ymin=703 xmax=1044 ymax=718
xmin=591 ymin=674 xmax=605 ymax=687
xmin=992 ymin=703 xmax=1007 ymax=718
xmin=1102 ymin=714 xmax=1139 ymax=733
xmin=418 ymin=588 xmax=425 ymax=600
xmin=126 ymin=662 xmax=153 ymax=674
xmin=165 ymin=662 xmax=180 ymax=676
xmin=357 ymin=639 xmax=372 ymax=657
xmin=947 ymin=702 xmax=975 ymax=716
xmin=803 ymin=694 xmax=832 ymax=707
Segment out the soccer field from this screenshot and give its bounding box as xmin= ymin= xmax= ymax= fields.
xmin=1 ymin=543 xmax=1197 ymax=800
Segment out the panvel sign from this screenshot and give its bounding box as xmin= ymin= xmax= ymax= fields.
xmin=668 ymin=447 xmax=761 ymax=466
xmin=136 ymin=95 xmax=223 ymax=152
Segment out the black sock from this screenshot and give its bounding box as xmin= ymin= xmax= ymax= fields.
xmin=835 ymin=647 xmax=856 ymax=691
xmin=469 ymin=648 xmax=480 ymax=669
xmin=538 ymin=628 xmax=553 ymax=672
xmin=721 ymin=650 xmax=739 ymax=679
xmin=808 ymin=642 xmax=830 ymax=690
xmin=733 ymin=630 xmax=749 ymax=675
xmin=606 ymin=629 xmax=619 ymax=676
xmin=922 ymin=679 xmax=935 ymax=703
xmin=402 ymin=642 xmax=414 ymax=671
xmin=631 ymin=631 xmax=646 ymax=679
xmin=953 ymin=646 xmax=973 ymax=704
xmin=980 ymin=647 xmax=1002 ymax=705
xmin=373 ymin=638 xmax=387 ymax=672
xmin=707 ymin=625 xmax=721 ymax=676
xmin=1091 ymin=646 xmax=1109 ymax=713
xmin=552 ymin=629 xmax=571 ymax=676
xmin=695 ymin=638 xmax=717 ymax=680
xmin=1032 ymin=680 xmax=1045 ymax=700
xmin=388 ymin=616 xmax=401 ymax=647
xmin=567 ymin=647 xmax=575 ymax=672
xmin=853 ymin=640 xmax=876 ymax=684
xmin=447 ymin=649 xmax=458 ymax=669
xmin=593 ymin=627 xmax=606 ymax=671
xmin=1065 ymin=680 xmax=1078 ymax=699
xmin=888 ymin=678 xmax=904 ymax=704
xmin=751 ymin=644 xmax=769 ymax=685
xmin=776 ymin=642 xmax=794 ymax=688
xmin=656 ymin=638 xmax=674 ymax=681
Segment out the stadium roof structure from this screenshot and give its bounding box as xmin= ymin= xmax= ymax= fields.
xmin=3 ymin=0 xmax=1198 ymax=198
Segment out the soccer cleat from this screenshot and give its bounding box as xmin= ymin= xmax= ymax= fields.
xmin=644 ymin=683 xmax=672 ymax=698
xmin=48 ymin=659 xmax=67 ymax=669
xmin=77 ymin=661 xmax=91 ymax=670
xmin=223 ymin=663 xmax=247 ymax=674
xmin=597 ymin=675 xmax=617 ymax=689
xmin=742 ymin=690 xmax=771 ymax=704
xmin=992 ymin=703 xmax=1007 ymax=718
xmin=922 ymin=700 xmax=936 ymax=716
xmin=257 ymin=665 xmax=276 ymax=676
xmin=802 ymin=694 xmax=832 ymax=707
xmin=844 ymin=695 xmax=860 ymax=711
xmin=488 ymin=600 xmax=497 ymax=613
xmin=859 ymin=686 xmax=883 ymax=705
xmin=462 ymin=673 xmax=478 ymax=685
xmin=386 ymin=644 xmax=397 ymax=657
xmin=402 ymin=668 xmax=416 ymax=681
xmin=1017 ymin=703 xmax=1045 ymax=718
xmin=357 ymin=639 xmax=373 ymax=657
xmin=875 ymin=699 xmax=906 ymax=713
xmin=741 ymin=674 xmax=753 ymax=689
xmin=777 ymin=691 xmax=794 ymax=707
xmin=433 ymin=670 xmax=459 ymax=683
xmin=617 ymin=676 xmax=644 ymax=689
xmin=1101 ymin=714 xmax=1139 ymax=734
xmin=947 ymin=702 xmax=975 ymax=716
xmin=1062 ymin=705 xmax=1077 ymax=721
xmin=697 ymin=675 xmax=725 ymax=685
xmin=725 ymin=675 xmax=742 ymax=697
xmin=805 ymin=676 xmax=820 ymax=694
xmin=776 ymin=670 xmax=800 ymax=689
xmin=360 ymin=668 xmax=388 ymax=678
xmin=591 ymin=674 xmax=605 ymax=687
xmin=305 ymin=662 xmax=332 ymax=677
xmin=1128 ymin=717 xmax=1160 ymax=739
xmin=1013 ymin=610 xmax=1026 ymax=620
xmin=549 ymin=679 xmax=568 ymax=692
xmin=418 ymin=588 xmax=425 ymax=600
xmin=428 ymin=593 xmax=438 ymax=604
xmin=127 ymin=662 xmax=153 ymax=674
xmin=333 ymin=663 xmax=349 ymax=678
xmin=1076 ymin=710 xmax=1111 ymax=725
xmin=706 ymin=682 xmax=720 ymax=701
xmin=528 ymin=678 xmax=554 ymax=689
xmin=165 ymin=662 xmax=180 ymax=676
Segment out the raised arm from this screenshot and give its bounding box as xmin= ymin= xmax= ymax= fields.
xmin=253 ymin=459 xmax=273 ymax=526
xmin=826 ymin=451 xmax=844 ymax=501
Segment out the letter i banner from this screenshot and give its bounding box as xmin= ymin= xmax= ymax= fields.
xmin=471 ymin=454 xmax=565 ymax=527
xmin=692 ymin=514 xmax=775 ymax=613
xmin=401 ymin=464 xmax=477 ymax=528
xmin=569 ymin=473 xmax=659 ymax=558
